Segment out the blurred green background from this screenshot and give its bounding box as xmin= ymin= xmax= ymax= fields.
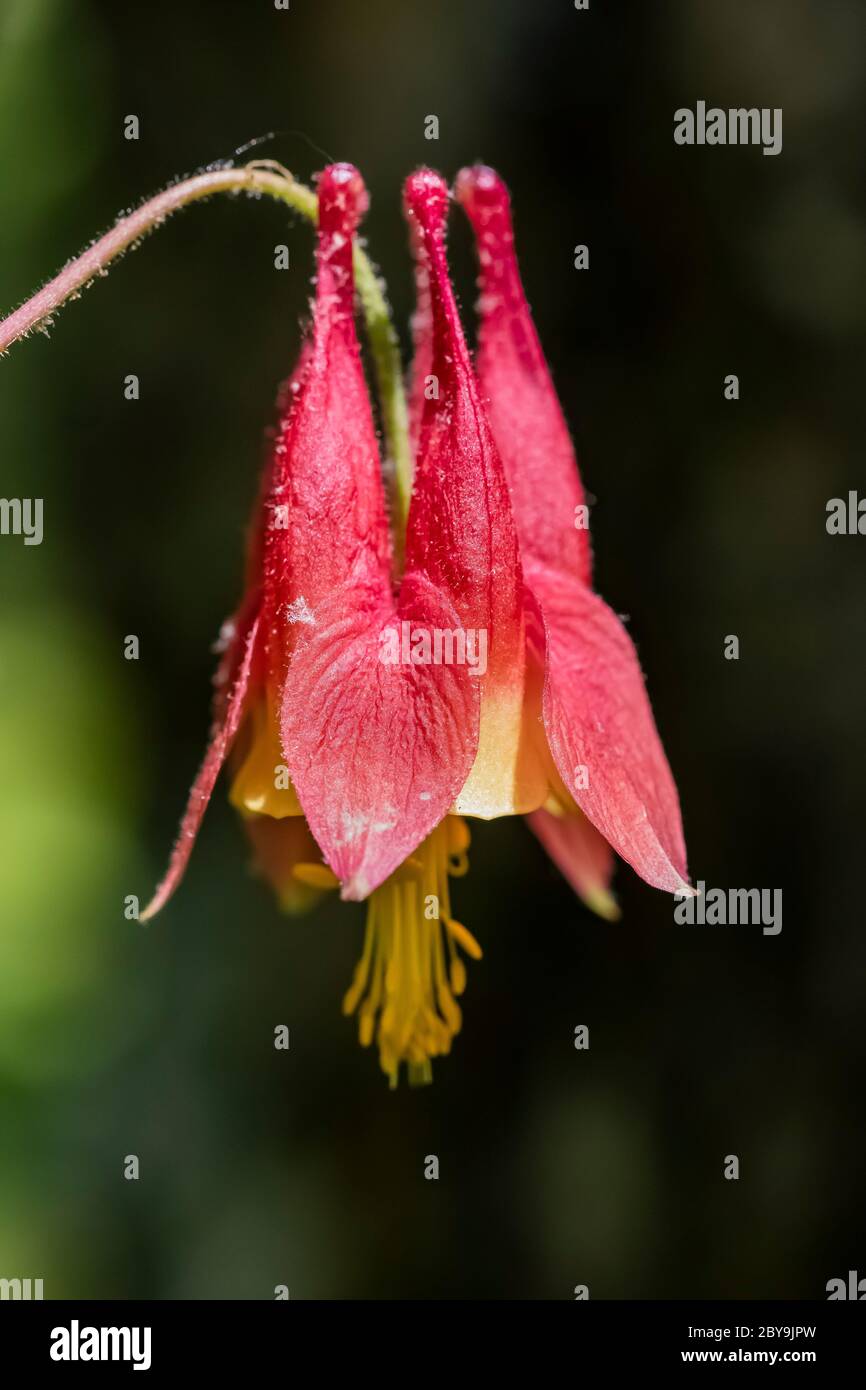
xmin=1 ymin=0 xmax=864 ymax=1299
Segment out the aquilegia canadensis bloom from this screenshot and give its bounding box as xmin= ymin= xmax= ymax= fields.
xmin=141 ymin=161 xmax=692 ymax=1086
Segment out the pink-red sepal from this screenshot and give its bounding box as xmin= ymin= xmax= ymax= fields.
xmin=140 ymin=612 xmax=260 ymax=921
xmin=527 ymin=573 xmax=692 ymax=897
xmin=527 ymin=807 xmax=619 ymax=920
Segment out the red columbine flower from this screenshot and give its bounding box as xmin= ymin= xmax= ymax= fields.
xmin=142 ymin=161 xmax=692 ymax=1087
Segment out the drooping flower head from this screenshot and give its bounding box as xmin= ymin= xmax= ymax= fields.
xmin=141 ymin=160 xmax=693 ymax=1087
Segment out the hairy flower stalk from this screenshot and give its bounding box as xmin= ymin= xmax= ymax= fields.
xmin=2 ymin=157 xmax=694 ymax=1087
xmin=0 ymin=160 xmax=412 ymax=535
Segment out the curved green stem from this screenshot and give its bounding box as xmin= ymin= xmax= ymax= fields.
xmin=353 ymin=248 xmax=412 ymax=558
xmin=0 ymin=159 xmax=412 ymax=546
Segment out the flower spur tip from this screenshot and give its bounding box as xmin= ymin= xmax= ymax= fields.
xmin=316 ymin=162 xmax=369 ymax=233
xmin=454 ymin=164 xmax=509 ymax=214
xmin=403 ymin=168 xmax=450 ymax=227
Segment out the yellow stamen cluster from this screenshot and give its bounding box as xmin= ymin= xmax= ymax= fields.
xmin=340 ymin=816 xmax=481 ymax=1088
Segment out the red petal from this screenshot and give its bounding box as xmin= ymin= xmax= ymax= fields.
xmin=528 ymin=572 xmax=691 ymax=896
xmin=243 ymin=342 xmax=311 ymax=596
xmin=140 ymin=611 xmax=261 ymax=921
xmin=527 ymin=807 xmax=619 ymax=921
xmin=282 ymin=571 xmax=479 ymax=899
xmin=455 ymin=165 xmax=592 ymax=585
xmin=403 ymin=170 xmax=541 ymax=817
xmin=141 ymin=324 xmax=314 ymax=921
xmin=404 ymin=171 xmax=518 ymax=619
xmin=262 ymin=164 xmax=392 ymax=693
xmin=406 ymin=214 xmax=432 ymax=462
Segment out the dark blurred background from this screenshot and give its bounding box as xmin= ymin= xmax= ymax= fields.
xmin=1 ymin=0 xmax=864 ymax=1299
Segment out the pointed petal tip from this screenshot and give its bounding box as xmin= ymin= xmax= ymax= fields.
xmin=340 ymin=873 xmax=370 ymax=904
xmin=636 ymin=858 xmax=694 ymax=902
xmin=583 ymin=886 xmax=622 ymax=922
xmin=138 ymin=879 xmax=176 ymax=923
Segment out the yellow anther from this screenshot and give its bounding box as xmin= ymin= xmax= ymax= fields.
xmin=446 ymin=917 xmax=483 ymax=960
xmin=229 ymin=694 xmax=302 ymax=817
xmin=447 ymin=817 xmax=472 ymax=855
xmin=292 ymin=862 xmax=340 ymax=889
